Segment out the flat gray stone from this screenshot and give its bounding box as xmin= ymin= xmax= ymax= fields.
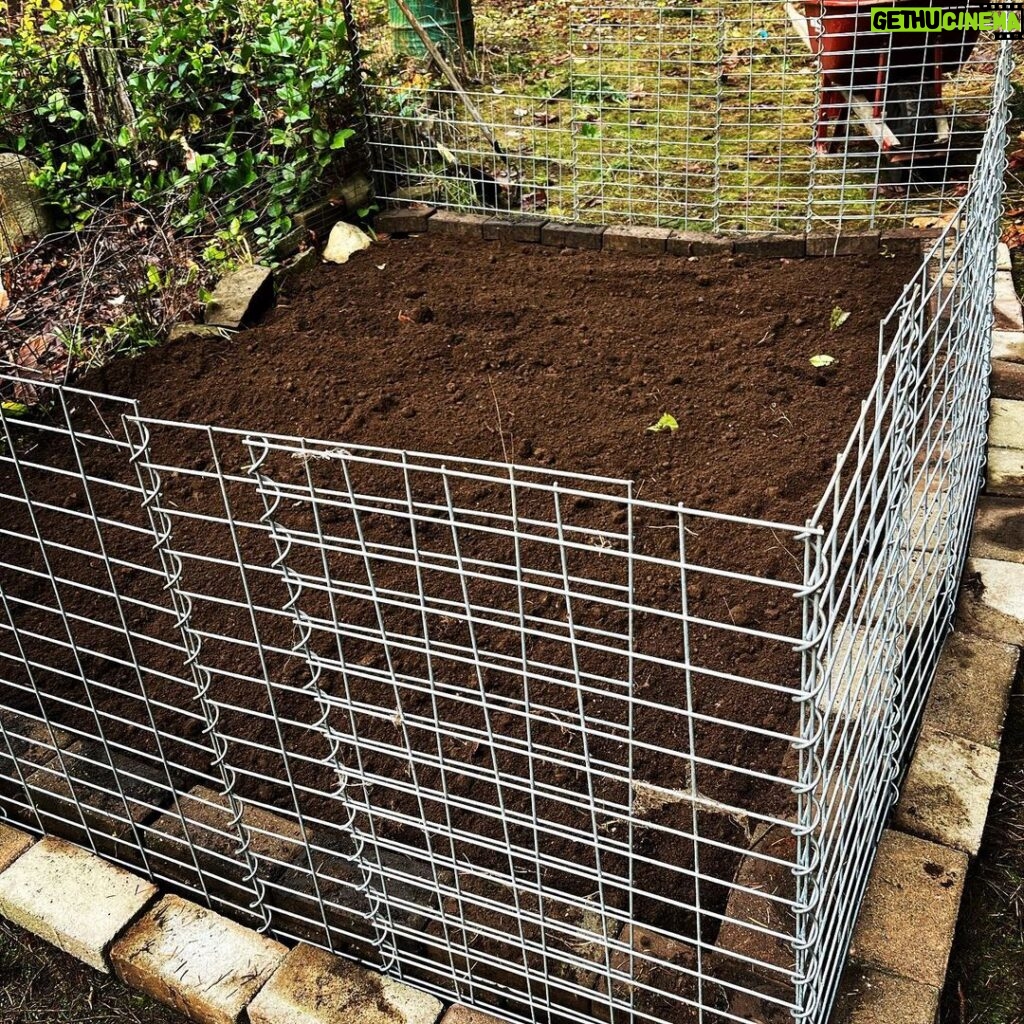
xmin=924 ymin=630 xmax=1018 ymax=749
xmin=0 ymin=822 xmax=33 ymax=872
xmin=893 ymin=726 xmax=999 ymax=855
xmin=0 ymin=153 xmax=53 ymax=257
xmin=989 ymin=398 xmax=1024 ymax=450
xmin=0 ymin=836 xmax=157 ymax=971
xmin=205 ymin=265 xmax=275 ymax=328
xmin=849 ymin=830 xmax=966 ymax=988
xmin=247 ymin=943 xmax=443 ymax=1024
xmin=111 ymin=894 xmax=286 ymax=1024
xmin=957 ymin=556 xmax=1024 ymax=645
xmin=993 ymin=329 xmax=1024 ymax=363
xmin=832 ymin=964 xmax=940 ymax=1024
xmin=988 ymin=447 xmax=1024 ymax=496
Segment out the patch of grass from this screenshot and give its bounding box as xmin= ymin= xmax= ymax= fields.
xmin=0 ymin=916 xmax=185 ymax=1023
xmin=942 ymin=687 xmax=1024 ymax=1024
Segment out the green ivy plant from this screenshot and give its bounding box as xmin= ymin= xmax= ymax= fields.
xmin=0 ymin=0 xmax=358 ymax=249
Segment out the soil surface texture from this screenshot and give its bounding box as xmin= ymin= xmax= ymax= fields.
xmin=0 ymin=234 xmax=917 ymax=1021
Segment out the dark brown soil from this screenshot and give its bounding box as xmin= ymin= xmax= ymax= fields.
xmin=0 ymin=235 xmax=916 ymax=1020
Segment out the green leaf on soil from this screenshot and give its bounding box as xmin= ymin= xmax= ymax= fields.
xmin=1 ymin=401 xmax=29 ymax=417
xmin=646 ymin=412 xmax=679 ymax=433
xmin=809 ymin=354 xmax=836 ymax=368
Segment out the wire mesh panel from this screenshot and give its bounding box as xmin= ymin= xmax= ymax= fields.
xmin=360 ymin=0 xmax=1001 ymax=230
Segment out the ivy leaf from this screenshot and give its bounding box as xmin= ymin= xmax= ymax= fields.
xmin=646 ymin=413 xmax=679 ymax=433
xmin=1 ymin=401 xmax=29 ymax=417
xmin=810 ymin=354 xmax=836 ymax=368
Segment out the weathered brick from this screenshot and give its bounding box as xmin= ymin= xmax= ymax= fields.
xmin=248 ymin=943 xmax=443 ymax=1024
xmin=0 ymin=836 xmax=157 ymax=972
xmin=957 ymin=556 xmax=1024 ymax=645
xmin=833 ymin=963 xmax=940 ymax=1024
xmin=23 ymin=739 xmax=171 ymax=867
xmin=998 ymin=241 xmax=1012 ymax=272
xmin=540 ymin=221 xmax=605 ymax=250
xmin=995 ymin=270 xmax=1023 ymax=331
xmin=690 ymin=234 xmax=734 ymax=256
xmin=993 ymin=329 xmax=1024 ymax=363
xmin=993 ymin=359 xmax=1024 ymax=401
xmin=923 ymin=630 xmax=1018 ymax=750
xmin=482 ymin=215 xmax=546 ymax=243
xmin=111 ymin=895 xmax=286 ymax=1024
xmin=733 ymin=233 xmax=805 ymax=258
xmin=665 ymin=230 xmax=704 ymax=256
xmin=0 ymin=822 xmax=33 ymax=873
xmin=892 ymin=726 xmax=1000 ymax=855
xmin=294 ymin=200 xmax=345 ymax=237
xmin=880 ymin=228 xmax=937 ymax=255
xmin=143 ymin=785 xmax=303 ymax=921
xmin=601 ymin=225 xmax=672 ymax=254
xmin=990 ymin=397 xmax=1024 ymax=450
xmin=806 ymin=232 xmax=880 ymax=257
xmin=987 ymin=447 xmax=1024 ymax=497
xmin=849 ymin=830 xmax=966 ymax=988
xmin=971 ymin=496 xmax=1024 ymax=565
xmin=427 ymin=210 xmax=488 ymax=239
xmin=376 ymin=205 xmax=435 ymax=235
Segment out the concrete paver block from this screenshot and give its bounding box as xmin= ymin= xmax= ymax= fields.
xmin=248 ymin=942 xmax=443 ymax=1024
xmin=24 ymin=739 xmax=171 ymax=867
xmin=957 ymin=556 xmax=1024 ymax=645
xmin=690 ymin=235 xmax=734 ymax=256
xmin=971 ymin=496 xmax=1024 ymax=564
xmin=893 ymin=726 xmax=1000 ymax=855
xmin=601 ymin=225 xmax=672 ymax=254
xmin=832 ymin=964 xmax=940 ymax=1024
xmin=849 ymin=830 xmax=967 ymax=988
xmin=0 ymin=715 xmax=72 ymax=821
xmin=376 ymin=206 xmax=434 ymax=235
xmin=111 ymin=894 xmax=286 ymax=1024
xmin=440 ymin=1006 xmax=508 ymax=1024
xmin=989 ymin=398 xmax=1024 ymax=450
xmin=806 ymin=232 xmax=879 ymax=256
xmin=994 ymin=270 xmax=1023 ymax=331
xmin=993 ymin=329 xmax=1024 ymax=363
xmin=144 ymin=785 xmax=304 ymax=922
xmin=540 ymin=222 xmax=605 ymax=250
xmin=713 ymin=826 xmax=796 ymax=996
xmin=482 ymin=215 xmax=547 ymax=243
xmin=992 ymin=359 xmax=1024 ymax=401
xmin=0 ymin=822 xmax=33 ymax=872
xmin=427 ymin=211 xmax=487 ymax=238
xmin=0 ymin=836 xmax=157 ymax=972
xmin=923 ymin=630 xmax=1018 ymax=750
xmin=987 ymin=446 xmax=1024 ymax=496
xmin=998 ymin=241 xmax=1012 ymax=272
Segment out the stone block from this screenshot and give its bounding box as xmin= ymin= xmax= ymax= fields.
xmin=601 ymin=225 xmax=672 ymax=254
xmin=893 ymin=726 xmax=999 ymax=855
xmin=733 ymin=233 xmax=806 ymax=258
xmin=0 ymin=836 xmax=157 ymax=972
xmin=689 ymin=234 xmax=734 ymax=256
xmin=168 ymin=323 xmax=231 ymax=343
xmin=849 ymin=830 xmax=966 ymax=988
xmin=993 ymin=329 xmax=1024 ymax=363
xmin=111 ymin=894 xmax=286 ymax=1024
xmin=989 ymin=398 xmax=1024 ymax=450
xmin=924 ymin=630 xmax=1018 ymax=750
xmin=713 ymin=826 xmax=796 ymax=998
xmin=0 ymin=822 xmax=32 ymax=873
xmin=971 ymin=496 xmax=1024 ymax=564
xmin=832 ymin=963 xmax=940 ymax=1024
xmin=665 ymin=231 xmax=704 ymax=256
xmin=375 ymin=206 xmax=435 ymax=236
xmin=994 ymin=270 xmax=1023 ymax=331
xmin=957 ymin=556 xmax=1024 ymax=645
xmin=815 ymin=624 xmax=903 ymax=724
xmin=23 ymin=739 xmax=171 ymax=866
xmin=540 ymin=222 xmax=605 ymax=250
xmin=880 ymin=228 xmax=936 ymax=255
xmin=482 ymin=215 xmax=546 ymax=243
xmin=427 ymin=211 xmax=488 ymax=239
xmin=806 ymin=232 xmax=880 ymax=257
xmin=294 ymin=200 xmax=345 ymax=238
xmin=248 ymin=943 xmax=443 ymax=1024
xmin=998 ymin=241 xmax=1012 ymax=272
xmin=992 ymin=359 xmax=1024 ymax=400
xmin=143 ymin=785 xmax=303 ymax=921
xmin=987 ymin=447 xmax=1024 ymax=496
xmin=205 ymin=265 xmax=275 ymax=329
xmin=0 ymin=716 xmax=73 ymax=818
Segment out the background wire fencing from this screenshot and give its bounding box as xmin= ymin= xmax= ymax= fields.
xmin=361 ymin=0 xmax=1002 ymax=231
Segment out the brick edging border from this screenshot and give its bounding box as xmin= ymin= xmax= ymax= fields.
xmin=374 ymin=206 xmax=938 ymax=259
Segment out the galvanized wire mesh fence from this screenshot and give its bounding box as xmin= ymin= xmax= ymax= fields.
xmin=0 ymin=39 xmax=1011 ymax=1024
xmin=361 ymin=0 xmax=1003 ymax=231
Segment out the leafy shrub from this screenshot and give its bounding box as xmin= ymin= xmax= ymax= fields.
xmin=0 ymin=0 xmax=359 ymax=248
